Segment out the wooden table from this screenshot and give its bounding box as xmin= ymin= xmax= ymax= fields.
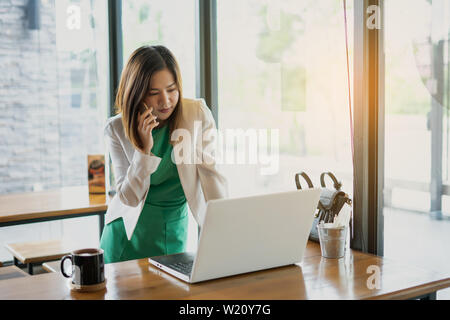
xmin=0 ymin=186 xmax=110 ymax=239
xmin=0 ymin=241 xmax=449 ymax=300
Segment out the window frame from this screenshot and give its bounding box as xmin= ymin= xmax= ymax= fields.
xmin=352 ymin=0 xmax=385 ymax=255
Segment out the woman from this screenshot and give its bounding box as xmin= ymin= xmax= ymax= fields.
xmin=100 ymin=45 xmax=228 ymax=263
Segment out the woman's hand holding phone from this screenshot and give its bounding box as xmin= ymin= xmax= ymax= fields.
xmin=138 ymin=103 xmax=159 ymax=155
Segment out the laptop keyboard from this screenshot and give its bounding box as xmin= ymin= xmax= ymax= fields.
xmin=169 ymin=261 xmax=193 ymax=275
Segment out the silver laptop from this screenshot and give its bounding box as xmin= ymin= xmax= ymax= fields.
xmin=148 ymin=188 xmax=321 ymax=283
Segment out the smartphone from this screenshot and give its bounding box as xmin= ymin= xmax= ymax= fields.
xmin=142 ymin=102 xmax=158 ymax=120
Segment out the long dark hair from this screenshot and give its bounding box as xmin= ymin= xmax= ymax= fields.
xmin=115 ymin=45 xmax=183 ymax=150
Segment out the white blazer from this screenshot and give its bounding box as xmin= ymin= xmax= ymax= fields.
xmin=103 ymin=98 xmax=228 ymax=240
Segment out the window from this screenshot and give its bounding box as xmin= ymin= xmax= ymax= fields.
xmin=217 ymin=0 xmax=354 ymax=198
xmin=121 ymin=0 xmax=197 ymax=98
xmin=383 ymin=0 xmax=450 ymax=280
xmin=0 ymin=0 xmax=109 ymax=261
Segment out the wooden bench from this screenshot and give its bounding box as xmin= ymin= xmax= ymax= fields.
xmin=0 ymin=265 xmax=30 ymax=281
xmin=5 ymin=240 xmax=85 ymax=275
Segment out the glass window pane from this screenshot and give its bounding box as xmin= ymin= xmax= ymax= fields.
xmin=217 ymin=0 xmax=354 ymax=199
xmin=0 ymin=0 xmax=110 ymax=261
xmin=121 ymin=0 xmax=197 ymax=99
xmin=384 ymin=0 xmax=450 ymax=298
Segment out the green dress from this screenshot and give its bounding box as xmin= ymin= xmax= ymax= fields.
xmin=99 ymin=125 xmax=188 ymax=264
